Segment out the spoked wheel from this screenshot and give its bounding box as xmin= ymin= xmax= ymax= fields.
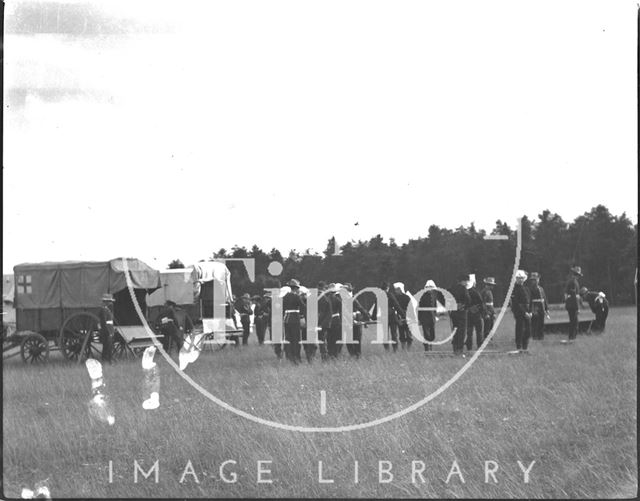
xmin=112 ymin=332 xmax=133 ymax=360
xmin=20 ymin=332 xmax=50 ymax=363
xmin=59 ymin=312 xmax=102 ymax=363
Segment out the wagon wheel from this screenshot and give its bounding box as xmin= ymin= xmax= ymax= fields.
xmin=20 ymin=332 xmax=50 ymax=364
xmin=59 ymin=312 xmax=102 ymax=363
xmin=112 ymin=332 xmax=135 ymax=360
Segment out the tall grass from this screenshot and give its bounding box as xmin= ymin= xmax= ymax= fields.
xmin=2 ymin=307 xmax=636 ymax=498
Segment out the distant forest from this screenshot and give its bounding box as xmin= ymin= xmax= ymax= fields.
xmin=169 ymin=205 xmax=637 ymax=306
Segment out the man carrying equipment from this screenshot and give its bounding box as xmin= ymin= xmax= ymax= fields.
xmin=156 ymin=300 xmax=192 ymax=354
xmin=580 ymin=286 xmax=609 ymax=332
xmin=528 ymin=272 xmax=549 ymax=340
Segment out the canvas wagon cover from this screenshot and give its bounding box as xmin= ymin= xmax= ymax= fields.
xmin=147 ymin=267 xmax=199 ymax=307
xmin=147 ymin=262 xmax=234 ymax=308
xmin=194 ymin=261 xmax=233 ymax=301
xmin=13 ymin=258 xmax=161 ymax=310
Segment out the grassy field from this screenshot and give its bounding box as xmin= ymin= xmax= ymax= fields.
xmin=2 ymin=307 xmax=637 ymax=498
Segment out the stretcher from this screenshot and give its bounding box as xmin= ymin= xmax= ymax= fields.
xmin=113 ymin=325 xmax=164 ymax=358
xmin=542 ymin=305 xmax=596 ymax=335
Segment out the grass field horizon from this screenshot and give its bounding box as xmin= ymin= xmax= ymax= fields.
xmin=3 ymin=306 xmax=637 ymax=498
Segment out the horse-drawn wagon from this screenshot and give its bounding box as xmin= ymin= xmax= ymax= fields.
xmin=6 ymin=258 xmax=162 ymax=363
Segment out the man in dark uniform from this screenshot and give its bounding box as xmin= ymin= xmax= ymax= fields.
xmin=449 ymin=274 xmax=471 ymax=355
xmin=98 ymin=294 xmax=115 ymax=363
xmin=373 ymin=281 xmax=404 ymax=353
xmin=418 ymin=280 xmax=445 ymax=352
xmin=344 ymin=283 xmax=370 ymax=358
xmin=252 ymin=295 xmax=268 ymax=345
xmin=265 ymin=291 xmax=284 ymax=358
xmin=528 ymin=272 xmax=549 ymax=340
xmin=235 ymin=293 xmax=253 ymax=345
xmin=580 ymin=286 xmax=609 ymax=332
xmin=480 ymin=277 xmax=496 ymax=342
xmin=394 ymin=282 xmax=413 ymax=350
xmin=282 ymin=279 xmax=306 ymax=363
xmin=465 ymin=275 xmax=485 ymax=351
xmin=298 ymin=286 xmax=319 ymax=363
xmin=155 ymin=300 xmax=191 ymax=354
xmin=314 ymin=281 xmax=333 ymax=361
xmin=511 ymin=270 xmax=532 ymax=352
xmin=326 ymin=283 xmax=344 ymax=359
xmin=564 ymin=266 xmax=582 ymax=340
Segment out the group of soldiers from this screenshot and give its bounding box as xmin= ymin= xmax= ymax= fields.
xmin=247 ymin=265 xmax=611 ymax=361
xmin=511 ymin=265 xmax=609 ymax=353
xmin=255 ymin=280 xmax=372 ymax=363
xmin=243 ymin=276 xmax=500 ymax=362
xmin=564 ymin=265 xmax=610 ymax=337
xmin=95 ymin=265 xmax=611 ymax=363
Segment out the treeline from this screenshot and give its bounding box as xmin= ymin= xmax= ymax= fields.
xmin=171 ymin=205 xmax=637 ymax=306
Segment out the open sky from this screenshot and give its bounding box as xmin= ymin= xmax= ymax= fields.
xmin=3 ymin=0 xmax=637 ymax=273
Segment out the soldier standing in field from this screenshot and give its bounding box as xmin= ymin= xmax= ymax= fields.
xmin=264 ymin=291 xmax=284 ymax=359
xmin=344 ymin=283 xmax=371 ymax=359
xmin=99 ymin=294 xmax=115 ymax=363
xmin=564 ymin=266 xmax=583 ymax=341
xmin=511 ymin=270 xmax=532 ymax=352
xmin=394 ymin=282 xmax=413 ymax=350
xmin=252 ymin=295 xmax=268 ymax=345
xmin=314 ymin=281 xmax=333 ymax=361
xmin=282 ymin=279 xmax=306 ymax=363
xmin=449 ymin=274 xmax=471 ymax=355
xmin=579 ymin=286 xmax=609 ymax=332
xmin=480 ymin=277 xmax=496 ymax=342
xmin=326 ymin=283 xmax=344 ymax=359
xmin=465 ymin=275 xmax=485 ymax=351
xmin=418 ymin=280 xmax=444 ymax=352
xmin=235 ymin=293 xmax=253 ymax=345
xmin=373 ymin=281 xmax=405 ymax=353
xmin=528 ymin=272 xmax=550 ymax=340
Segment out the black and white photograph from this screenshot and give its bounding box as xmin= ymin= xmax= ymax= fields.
xmin=2 ymin=0 xmax=638 ymax=498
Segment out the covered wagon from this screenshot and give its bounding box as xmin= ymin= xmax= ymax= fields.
xmin=10 ymin=258 xmax=161 ymax=363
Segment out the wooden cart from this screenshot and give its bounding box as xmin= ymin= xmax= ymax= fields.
xmin=8 ymin=258 xmax=162 ymax=364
